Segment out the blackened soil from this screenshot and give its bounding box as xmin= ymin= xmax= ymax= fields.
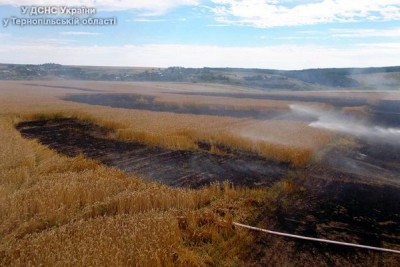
xmin=174 ymin=92 xmax=400 ymax=127
xmin=247 ymin=177 xmax=400 ymax=266
xmin=63 ymin=93 xmax=400 ymax=127
xmin=62 ymin=93 xmax=315 ymax=121
xmin=173 ymin=92 xmax=370 ymax=107
xmin=291 ymin=138 xmax=400 ymax=246
xmin=16 ymin=118 xmax=288 ymax=188
xmin=247 ymin=141 xmax=400 ymax=265
xmin=371 ymin=100 xmax=400 ymax=127
xmin=23 ymin=83 xmax=101 ymax=92
xmin=280 ymin=178 xmax=400 ymax=246
xmin=15 ymin=117 xmax=400 ymax=264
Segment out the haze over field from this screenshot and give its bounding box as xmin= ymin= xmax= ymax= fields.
xmin=290 ymin=104 xmax=400 ymax=144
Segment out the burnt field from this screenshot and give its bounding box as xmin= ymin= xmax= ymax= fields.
xmin=250 ymin=178 xmax=400 ymax=265
xmin=5 ymin=80 xmax=400 ymax=265
xmin=63 ymin=93 xmax=400 ymax=127
xmin=16 ymin=116 xmax=400 ymax=258
xmin=175 ymin=92 xmax=400 ymax=127
xmin=273 ymin=141 xmax=400 ymax=248
xmin=173 ymin=91 xmax=370 ymax=107
xmin=63 ymin=93 xmax=310 ymax=121
xmin=16 ymin=118 xmax=289 ymax=188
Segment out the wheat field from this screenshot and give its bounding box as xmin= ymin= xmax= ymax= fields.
xmin=0 ymin=81 xmax=276 ymax=266
xmin=1 ymin=81 xmax=337 ymax=166
xmin=2 ymin=80 xmax=395 ymax=266
xmin=0 ymin=110 xmax=266 ymax=266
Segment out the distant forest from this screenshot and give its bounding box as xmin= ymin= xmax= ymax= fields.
xmin=1 ymin=63 xmax=400 ymax=90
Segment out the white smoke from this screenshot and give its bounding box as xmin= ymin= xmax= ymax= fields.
xmin=289 ymin=104 xmax=400 ymax=144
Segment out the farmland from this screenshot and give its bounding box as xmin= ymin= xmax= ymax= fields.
xmin=1 ymin=79 xmax=400 ymax=266
xmin=2 ymin=63 xmax=400 ymax=90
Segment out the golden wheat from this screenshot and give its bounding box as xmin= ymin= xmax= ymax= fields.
xmin=0 ymin=80 xmax=398 ymax=266
xmin=0 ymin=111 xmax=265 ymax=266
xmin=0 ymin=80 xmax=339 ymax=166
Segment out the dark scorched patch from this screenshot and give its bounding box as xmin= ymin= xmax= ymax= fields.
xmin=16 ymin=118 xmax=288 ymax=188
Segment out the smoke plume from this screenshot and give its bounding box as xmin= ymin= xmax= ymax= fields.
xmin=289 ymin=104 xmax=400 ymax=144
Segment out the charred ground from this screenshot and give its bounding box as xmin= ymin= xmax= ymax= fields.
xmin=15 ymin=116 xmax=400 ymax=265
xmin=16 ymin=118 xmax=288 ymax=188
xmin=63 ymin=93 xmax=400 ymax=128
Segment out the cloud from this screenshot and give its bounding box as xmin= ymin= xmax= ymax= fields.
xmin=330 ymin=27 xmax=400 ymax=38
xmin=356 ymin=42 xmax=400 ymax=49
xmin=130 ymin=18 xmax=168 ymax=22
xmin=60 ymin=32 xmax=101 ymax=36
xmin=0 ymin=33 xmax=11 ymax=38
xmin=272 ymin=27 xmax=400 ymax=41
xmin=7 ymin=36 xmax=74 ymax=45
xmin=206 ymin=24 xmax=232 ymax=27
xmin=0 ymin=0 xmax=200 ymax=14
xmin=130 ymin=17 xmax=187 ymax=22
xmin=1 ymin=42 xmax=400 ymax=69
xmin=210 ymin=0 xmax=400 ymax=28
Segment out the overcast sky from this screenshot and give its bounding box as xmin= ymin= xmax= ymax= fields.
xmin=0 ymin=0 xmax=400 ymax=69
